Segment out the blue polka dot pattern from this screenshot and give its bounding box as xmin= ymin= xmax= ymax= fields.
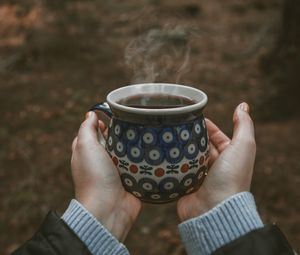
xmin=144 ymin=146 xmax=165 ymax=165
xmin=138 ymin=178 xmax=158 ymax=193
xmin=141 ymin=129 xmax=157 ymax=146
xmin=127 ymin=144 xmax=144 ymax=163
xmin=184 ymin=140 xmax=199 ymax=159
xmin=113 ymin=139 xmax=127 ymax=157
xmin=193 ymin=120 xmax=202 ymax=138
xmin=160 ymin=128 xmax=177 ymax=146
xmin=180 ymin=173 xmax=197 ymax=190
xmin=107 ymin=118 xmax=208 ymax=165
xmin=198 ymin=132 xmax=208 ymax=152
xmin=106 ymin=115 xmax=209 ymax=203
xmin=179 ymin=126 xmax=191 ymax=144
xmin=159 ymin=177 xmax=180 ymax=193
xmin=125 ymin=127 xmax=139 ymax=143
xmin=165 ymin=145 xmax=183 ymax=164
xmin=114 ymin=124 xmax=122 ymax=137
xmin=107 ymin=134 xmax=114 ymax=151
xmin=120 ymin=173 xmax=137 ymax=191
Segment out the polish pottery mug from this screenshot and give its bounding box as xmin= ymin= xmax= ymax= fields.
xmin=91 ymin=83 xmax=209 ymax=203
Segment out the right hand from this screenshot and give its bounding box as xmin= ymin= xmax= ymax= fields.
xmin=71 ymin=112 xmax=141 ymax=241
xmin=177 ymin=102 xmax=256 ymax=221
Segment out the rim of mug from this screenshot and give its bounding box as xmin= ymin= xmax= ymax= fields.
xmin=107 ymin=83 xmax=208 ymax=115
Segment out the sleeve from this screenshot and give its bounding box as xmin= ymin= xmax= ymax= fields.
xmin=12 ymin=211 xmax=91 ymax=255
xmin=62 ymin=199 xmax=130 ymax=255
xmin=212 ymin=224 xmax=295 ymax=255
xmin=178 ymin=192 xmax=264 ymax=255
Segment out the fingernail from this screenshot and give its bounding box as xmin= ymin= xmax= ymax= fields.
xmin=239 ymin=102 xmax=249 ymax=113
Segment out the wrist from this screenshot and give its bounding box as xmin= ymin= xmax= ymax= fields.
xmin=62 ymin=199 xmax=130 ymax=254
xmin=178 ymin=192 xmax=263 ymax=255
xmin=178 ymin=190 xmax=242 ymax=222
xmin=76 ymin=195 xmax=133 ymax=242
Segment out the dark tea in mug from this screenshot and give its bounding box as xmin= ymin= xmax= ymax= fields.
xmin=117 ymin=93 xmax=196 ymax=109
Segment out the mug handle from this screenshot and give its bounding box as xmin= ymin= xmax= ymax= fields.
xmin=89 ymin=102 xmax=113 ymax=147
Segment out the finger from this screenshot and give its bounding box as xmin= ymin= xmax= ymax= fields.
xmin=232 ymin=102 xmax=255 ymax=145
xmin=206 ymin=118 xmax=230 ymax=153
xmin=98 ymin=120 xmax=108 ymax=139
xmin=98 ymin=120 xmax=106 ymax=132
xmin=72 ymin=136 xmax=78 ymax=151
xmin=77 ymin=111 xmax=99 ymax=145
xmin=208 ymin=141 xmax=219 ymax=168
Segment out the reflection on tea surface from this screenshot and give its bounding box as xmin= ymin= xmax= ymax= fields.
xmin=117 ymin=93 xmax=196 ymax=109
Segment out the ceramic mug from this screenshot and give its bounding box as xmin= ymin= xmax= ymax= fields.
xmin=91 ymin=83 xmax=209 ymax=203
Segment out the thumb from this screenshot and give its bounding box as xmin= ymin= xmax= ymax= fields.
xmin=232 ymin=103 xmax=255 ymax=146
xmin=77 ymin=111 xmax=99 ymax=144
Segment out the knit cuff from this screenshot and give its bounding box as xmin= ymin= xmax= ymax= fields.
xmin=62 ymin=199 xmax=129 ymax=255
xmin=178 ymin=192 xmax=264 ymax=255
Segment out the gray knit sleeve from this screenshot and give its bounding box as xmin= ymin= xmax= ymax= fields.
xmin=178 ymin=192 xmax=264 ymax=255
xmin=62 ymin=199 xmax=130 ymax=255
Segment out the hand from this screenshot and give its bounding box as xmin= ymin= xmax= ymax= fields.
xmin=71 ymin=111 xmax=141 ymax=241
xmin=177 ymin=102 xmax=256 ymax=221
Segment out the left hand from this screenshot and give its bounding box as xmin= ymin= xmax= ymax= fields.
xmin=177 ymin=103 xmax=256 ymax=221
xmin=71 ymin=111 xmax=141 ymax=241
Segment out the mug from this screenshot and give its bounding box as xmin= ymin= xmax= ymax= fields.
xmin=91 ymin=83 xmax=209 ymax=203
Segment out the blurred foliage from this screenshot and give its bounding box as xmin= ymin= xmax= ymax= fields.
xmin=0 ymin=1 xmax=299 ymax=254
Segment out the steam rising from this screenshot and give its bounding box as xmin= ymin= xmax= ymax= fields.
xmin=125 ymin=26 xmax=191 ymax=83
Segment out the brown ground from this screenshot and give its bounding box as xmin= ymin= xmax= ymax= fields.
xmin=0 ymin=1 xmax=299 ymax=254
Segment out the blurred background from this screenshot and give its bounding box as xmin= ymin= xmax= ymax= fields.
xmin=0 ymin=0 xmax=299 ymax=254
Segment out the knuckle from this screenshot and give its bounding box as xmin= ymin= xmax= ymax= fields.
xmin=241 ymin=137 xmax=256 ymax=148
xmin=75 ymin=139 xmax=87 ymax=150
xmin=76 ymin=135 xmax=96 ymax=151
xmin=79 ymin=121 xmax=88 ymax=130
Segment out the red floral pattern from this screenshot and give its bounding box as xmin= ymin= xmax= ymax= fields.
xmin=112 ymin=156 xmax=119 ymax=166
xmin=180 ymin=163 xmax=189 ymax=173
xmin=129 ymin=164 xmax=139 ymax=173
xmin=154 ymin=168 xmax=165 ymax=177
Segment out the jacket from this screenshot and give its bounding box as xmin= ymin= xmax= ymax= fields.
xmin=12 ymin=211 xmax=294 ymax=255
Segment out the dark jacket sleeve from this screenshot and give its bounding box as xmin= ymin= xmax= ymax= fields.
xmin=12 ymin=211 xmax=91 ymax=255
xmin=212 ymin=224 xmax=295 ymax=255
